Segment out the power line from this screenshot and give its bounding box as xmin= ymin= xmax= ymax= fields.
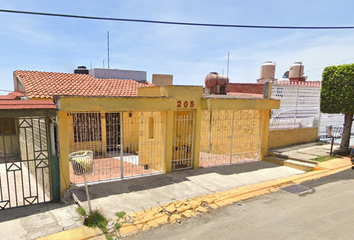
xmin=0 ymin=89 xmax=13 ymax=92
xmin=1 ymin=8 xmax=354 ymax=30
xmin=307 ymin=57 xmax=354 ymax=72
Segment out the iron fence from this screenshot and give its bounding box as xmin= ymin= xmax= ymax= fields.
xmin=68 ymin=111 xmax=165 ymax=185
xmin=270 ymin=82 xmax=321 ymax=130
xmin=200 ymin=110 xmax=263 ymax=167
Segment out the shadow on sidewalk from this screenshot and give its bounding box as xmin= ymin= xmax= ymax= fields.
xmin=70 ymin=160 xmax=279 ymax=202
xmin=0 ymin=202 xmax=77 ymax=223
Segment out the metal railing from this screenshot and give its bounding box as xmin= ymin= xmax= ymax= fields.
xmin=68 ymin=111 xmax=166 ymax=185
xmin=199 ymin=110 xmax=263 ymax=167
xmin=270 ymin=82 xmax=321 ymax=130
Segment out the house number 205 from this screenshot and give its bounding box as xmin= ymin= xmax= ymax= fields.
xmin=177 ymin=101 xmax=194 ymax=108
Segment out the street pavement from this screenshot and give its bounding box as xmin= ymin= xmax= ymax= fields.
xmin=124 ymin=169 xmax=354 ymax=240
xmin=0 ymin=141 xmax=350 ymax=240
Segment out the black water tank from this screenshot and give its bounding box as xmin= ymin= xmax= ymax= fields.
xmin=74 ymin=66 xmax=89 ymax=74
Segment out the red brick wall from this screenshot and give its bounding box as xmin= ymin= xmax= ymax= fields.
xmin=227 ymin=83 xmax=264 ymax=94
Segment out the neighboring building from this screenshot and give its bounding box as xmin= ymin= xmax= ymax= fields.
xmin=89 ymin=68 xmax=147 ymax=82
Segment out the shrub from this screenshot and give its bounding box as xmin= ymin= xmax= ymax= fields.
xmin=85 ymin=209 xmax=108 ymax=233
xmin=115 ymin=211 xmax=126 ymax=219
xmin=77 ymin=206 xmax=86 ymax=216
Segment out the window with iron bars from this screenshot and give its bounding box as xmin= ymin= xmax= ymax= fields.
xmin=0 ymin=118 xmax=17 ymax=135
xmin=73 ymin=113 xmax=102 ymax=142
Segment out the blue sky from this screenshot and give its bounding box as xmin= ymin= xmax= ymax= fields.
xmin=0 ymin=0 xmax=354 ymax=92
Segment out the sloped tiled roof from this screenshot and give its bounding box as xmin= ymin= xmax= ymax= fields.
xmin=0 ymin=91 xmax=25 ymax=100
xmin=14 ymin=70 xmax=154 ymax=99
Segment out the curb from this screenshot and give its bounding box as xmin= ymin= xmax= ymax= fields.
xmin=36 ymin=225 xmax=104 ymax=240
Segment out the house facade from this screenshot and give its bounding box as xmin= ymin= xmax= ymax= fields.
xmin=12 ymin=69 xmax=280 ymax=196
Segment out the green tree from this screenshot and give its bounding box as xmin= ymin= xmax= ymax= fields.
xmin=321 ymin=64 xmax=354 ymax=154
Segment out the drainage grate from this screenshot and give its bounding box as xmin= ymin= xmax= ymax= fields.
xmin=281 ymin=184 xmax=313 ymax=195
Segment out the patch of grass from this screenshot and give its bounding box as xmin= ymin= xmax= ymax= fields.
xmin=77 ymin=206 xmax=86 ymax=216
xmin=106 ymin=235 xmax=114 ymax=240
xmin=114 ymin=222 xmax=121 ymax=230
xmin=84 ymin=209 xmax=108 ymax=233
xmin=115 ymin=211 xmax=126 ymax=219
xmin=310 ymin=155 xmax=337 ymax=162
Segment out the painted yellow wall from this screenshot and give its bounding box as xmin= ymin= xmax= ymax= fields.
xmin=122 ymin=112 xmax=139 ymax=154
xmin=57 ymin=87 xmax=280 ymax=193
xmin=59 ymin=97 xmax=176 ymax=112
xmin=138 ymin=111 xmax=165 ymax=172
xmin=58 ymin=111 xmax=70 ymax=193
xmin=161 ymin=86 xmax=203 ymax=169
xmin=268 ymin=127 xmax=319 ymax=149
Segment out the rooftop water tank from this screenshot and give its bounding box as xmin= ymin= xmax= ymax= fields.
xmin=289 ymin=62 xmax=304 ymax=79
xmin=74 ymin=66 xmax=89 ymax=74
xmin=260 ymin=61 xmax=276 ymax=79
xmin=217 ymin=74 xmax=229 ymax=86
xmin=205 ymin=72 xmax=218 ymax=88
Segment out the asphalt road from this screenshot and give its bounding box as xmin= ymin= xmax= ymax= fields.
xmin=125 ymin=169 xmax=354 ymax=240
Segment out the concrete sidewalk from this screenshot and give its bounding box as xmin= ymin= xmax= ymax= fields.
xmin=71 ymin=160 xmax=304 ymax=221
xmin=269 ymin=141 xmax=336 ymax=161
xmin=0 ymin=202 xmax=83 ymax=240
xmin=1 ymin=142 xmax=351 ymax=240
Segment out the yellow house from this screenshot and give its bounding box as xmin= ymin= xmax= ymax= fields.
xmin=13 ymin=69 xmax=280 ymax=194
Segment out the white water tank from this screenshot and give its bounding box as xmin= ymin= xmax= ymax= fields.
xmin=260 ymin=61 xmax=276 ymax=79
xmin=289 ymin=62 xmax=304 ymax=79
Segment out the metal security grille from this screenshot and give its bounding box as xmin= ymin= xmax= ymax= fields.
xmin=270 ymin=82 xmax=320 ymax=130
xmin=200 ymin=110 xmax=263 ymax=167
xmin=0 ymin=118 xmax=51 ymax=210
xmin=73 ymin=113 xmax=101 ymax=142
xmin=172 ymin=111 xmax=195 ymax=170
xmin=68 ymin=111 xmax=165 ymax=185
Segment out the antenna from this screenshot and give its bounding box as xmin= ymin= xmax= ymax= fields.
xmin=103 ymin=60 xmax=105 ymax=69
xmin=227 ymin=52 xmax=230 ymax=77
xmin=107 ymin=31 xmax=110 ymax=69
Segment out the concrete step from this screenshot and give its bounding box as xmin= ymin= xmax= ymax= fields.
xmin=263 ymin=156 xmax=286 ymax=165
xmin=267 ymin=152 xmax=318 ymax=165
xmin=268 ymin=152 xmax=287 ymax=159
xmin=284 ymin=160 xmax=317 ymax=172
xmin=263 ymin=156 xmax=317 ymax=172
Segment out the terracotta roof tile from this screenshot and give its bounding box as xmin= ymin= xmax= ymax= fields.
xmin=14 ymin=70 xmax=154 ymax=99
xmin=0 ymin=91 xmax=25 ymax=100
xmin=0 ymin=100 xmax=57 ymax=110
